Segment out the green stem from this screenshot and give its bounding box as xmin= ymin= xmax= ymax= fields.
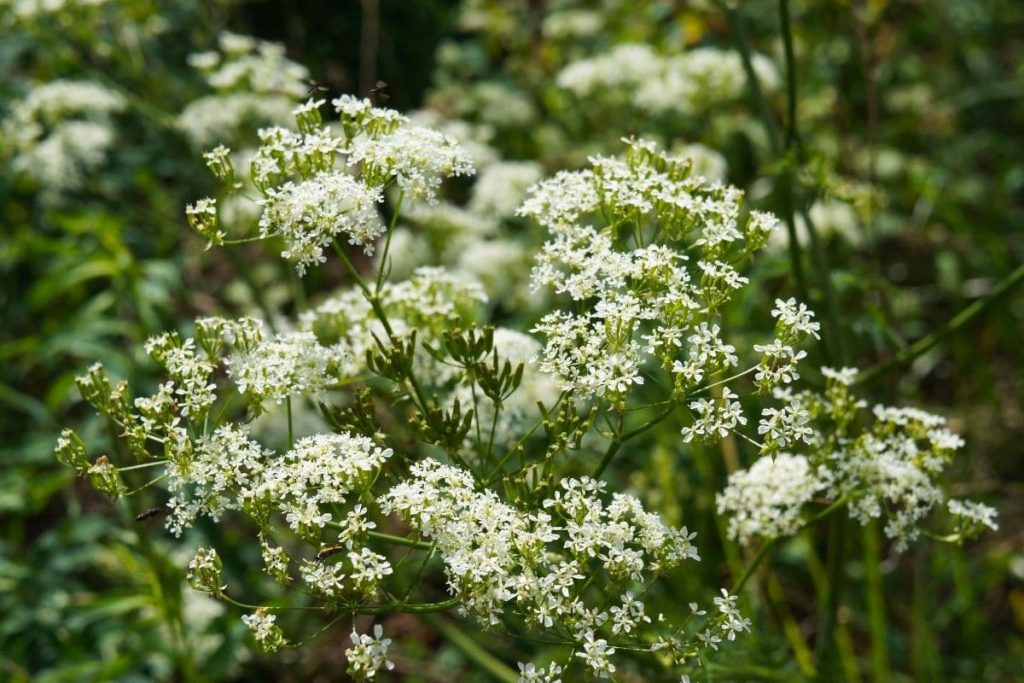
xmin=375 ymin=191 xmax=404 ymax=294
xmin=226 ymin=246 xmax=277 ymax=333
xmin=856 ymin=260 xmax=1024 ymax=384
xmin=323 ymin=524 xmax=434 ymax=551
xmin=332 ymin=239 xmax=394 ymax=338
xmin=721 ymin=0 xmax=781 ymax=154
xmin=286 ymin=396 xmax=294 ymax=450
xmin=368 ymin=529 xmax=434 ymax=551
xmin=863 ymin=521 xmax=891 ymax=682
xmin=814 ymin=514 xmax=847 ymax=681
xmin=733 ymin=497 xmax=848 ymax=594
xmin=424 ymin=615 xmax=519 ymax=683
xmin=116 ymin=460 xmax=167 ymax=472
xmin=593 ymin=407 xmax=675 ymax=478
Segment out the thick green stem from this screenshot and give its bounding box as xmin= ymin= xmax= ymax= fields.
xmin=721 ymin=1 xmax=781 ymax=154
xmin=424 ymin=615 xmax=519 ymax=683
xmin=367 ymin=529 xmax=433 ymax=551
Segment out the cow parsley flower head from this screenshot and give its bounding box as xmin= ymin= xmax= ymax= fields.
xmin=523 ymin=137 xmax=800 ymax=413
xmin=242 ymin=608 xmax=287 ymax=653
xmin=3 ymin=79 xmax=125 ymax=198
xmin=348 ymin=123 xmax=475 ymax=203
xmin=226 ymin=330 xmax=344 ymax=404
xmin=948 ymin=499 xmax=999 ymax=538
xmin=717 ymin=453 xmax=827 ymax=544
xmin=517 ymin=661 xmax=564 ymax=683
xmin=258 ymin=172 xmax=384 ymax=274
xmin=346 ymin=624 xmax=394 ymax=680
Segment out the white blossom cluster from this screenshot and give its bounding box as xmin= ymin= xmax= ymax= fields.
xmin=557 ymin=43 xmax=779 ymax=117
xmin=194 ymin=96 xmax=475 ymax=274
xmin=383 ymin=459 xmax=703 ymax=679
xmin=178 ymin=31 xmax=308 ymax=146
xmin=345 ymin=624 xmax=394 ymax=680
xmin=2 ymin=79 xmax=125 ymax=198
xmin=241 ymin=608 xmax=287 ymax=653
xmin=164 ymin=426 xmax=391 ymax=540
xmin=522 ymin=137 xmax=814 ymax=440
xmin=717 ymin=453 xmax=827 ymax=544
xmin=469 ymin=160 xmax=546 ymax=218
xmin=301 ymin=266 xmax=487 ymax=378
xmin=227 ymin=330 xmax=345 ymax=404
xmin=718 ymin=369 xmax=997 ymax=549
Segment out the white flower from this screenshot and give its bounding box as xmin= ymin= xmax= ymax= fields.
xmin=575 ymin=631 xmax=616 ymax=678
xmin=948 ymin=499 xmax=999 ymax=536
xmin=771 ymin=298 xmax=821 ymax=341
xmin=346 ymin=624 xmax=394 ymax=680
xmin=348 ymin=123 xmax=475 ymax=202
xmin=517 ymin=661 xmax=563 ymax=683
xmin=717 ymin=453 xmax=826 ymax=544
xmin=227 ymin=330 xmax=338 ymax=403
xmin=242 ymin=608 xmax=287 ymax=653
xmin=258 ymin=172 xmax=384 ymax=275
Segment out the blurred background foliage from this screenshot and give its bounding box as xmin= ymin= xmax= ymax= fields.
xmin=1 ymin=0 xmax=1022 ymax=680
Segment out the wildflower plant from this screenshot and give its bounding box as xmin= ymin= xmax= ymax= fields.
xmin=58 ymin=91 xmax=996 ymax=682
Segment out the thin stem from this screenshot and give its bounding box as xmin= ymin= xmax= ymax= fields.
xmin=323 ymin=523 xmax=434 ymax=551
xmin=856 ymin=260 xmax=1024 ymax=384
xmin=332 ymin=239 xmax=394 ymax=338
xmin=814 ymin=514 xmax=847 ymax=680
xmin=863 ymin=521 xmax=891 ymax=682
xmin=116 ymin=460 xmax=167 ymax=472
xmin=286 ymin=396 xmax=294 ymax=450
xmin=692 ymin=365 xmax=759 ymax=395
xmin=126 ymin=472 xmax=168 ymax=496
xmin=732 ymin=497 xmax=848 ymax=594
xmin=593 ymin=406 xmax=675 ymax=478
xmin=375 ymin=191 xmax=404 ymax=294
xmin=484 ymin=394 xmax=564 ymax=485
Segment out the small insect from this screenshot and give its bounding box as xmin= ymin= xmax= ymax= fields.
xmin=135 ymin=507 xmax=165 ymax=521
xmin=315 ymin=545 xmax=345 ymax=562
xmin=304 ymin=78 xmax=330 ymax=97
xmin=368 ymin=80 xmax=390 ymax=103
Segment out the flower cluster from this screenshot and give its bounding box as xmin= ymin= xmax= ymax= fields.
xmin=718 ymin=369 xmax=997 ymax=550
xmin=178 ymin=31 xmax=308 ymax=146
xmin=346 ymin=624 xmax=394 ymax=680
xmin=383 ymin=459 xmax=706 ymax=679
xmin=241 ymin=608 xmax=287 ymax=653
xmin=557 ymin=43 xmax=779 ymax=117
xmin=524 ymin=137 xmax=815 ymax=451
xmin=191 ymin=96 xmax=475 ymax=274
xmin=2 ymin=79 xmax=125 ymax=198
